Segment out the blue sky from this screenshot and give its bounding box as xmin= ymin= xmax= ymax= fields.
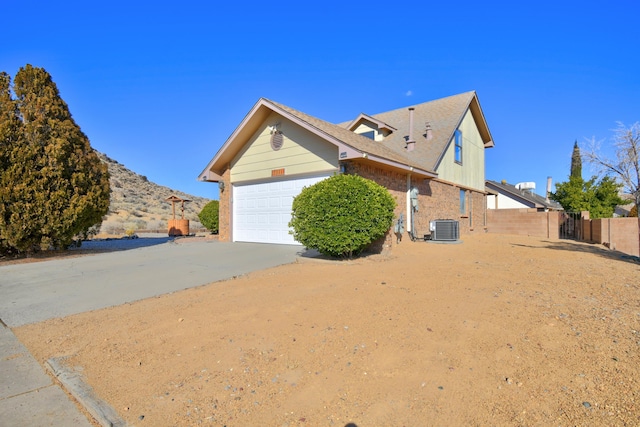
xmin=2 ymin=1 xmax=639 ymax=200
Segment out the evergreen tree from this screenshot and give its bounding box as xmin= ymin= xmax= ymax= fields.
xmin=550 ymin=175 xmax=624 ymax=219
xmin=0 ymin=65 xmax=110 ymax=254
xmin=0 ymin=72 xmax=26 ymax=254
xmin=570 ymin=140 xmax=582 ymax=179
xmin=550 ymin=141 xmax=624 ymax=218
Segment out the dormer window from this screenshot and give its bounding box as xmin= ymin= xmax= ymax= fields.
xmin=360 ymin=130 xmax=375 ymax=140
xmin=346 ymin=113 xmax=397 ymax=142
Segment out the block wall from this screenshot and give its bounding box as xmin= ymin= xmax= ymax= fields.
xmin=590 ymin=217 xmax=639 ymax=256
xmin=486 ymin=209 xmax=559 ymax=239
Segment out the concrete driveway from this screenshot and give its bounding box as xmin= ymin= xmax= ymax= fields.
xmin=0 ymin=238 xmax=304 ymax=328
xmin=0 ymin=237 xmax=304 ymax=426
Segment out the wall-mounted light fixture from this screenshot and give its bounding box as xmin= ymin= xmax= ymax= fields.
xmin=269 ymin=122 xmax=281 ymax=134
xmin=218 ymin=181 xmax=225 ymax=191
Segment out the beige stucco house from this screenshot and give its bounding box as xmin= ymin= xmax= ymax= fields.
xmin=199 ymin=91 xmax=494 ymax=247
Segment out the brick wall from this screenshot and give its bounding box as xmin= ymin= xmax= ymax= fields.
xmin=345 ymin=162 xmax=407 ymax=251
xmin=416 ymin=179 xmax=485 ymax=235
xmin=590 ymin=217 xmax=640 ymax=256
xmin=486 ymin=209 xmax=560 ymax=239
xmin=217 ymin=166 xmax=231 ymax=242
xmin=346 ymin=161 xmax=485 ymax=245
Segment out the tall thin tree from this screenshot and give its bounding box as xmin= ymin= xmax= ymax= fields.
xmin=570 ymin=140 xmax=582 ymax=179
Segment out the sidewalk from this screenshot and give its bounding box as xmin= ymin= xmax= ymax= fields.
xmin=0 ymin=324 xmax=93 ymax=426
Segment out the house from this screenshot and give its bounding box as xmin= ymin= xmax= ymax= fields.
xmin=199 ymin=91 xmax=494 ymax=247
xmin=486 ymin=180 xmax=563 ymax=211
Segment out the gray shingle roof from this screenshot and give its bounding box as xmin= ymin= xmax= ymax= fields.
xmin=486 ymin=180 xmax=563 ymax=210
xmin=265 ymin=99 xmax=431 ymax=171
xmin=270 ymin=91 xmax=492 ymax=173
xmin=200 ymin=92 xmax=493 ymax=181
xmin=344 ymin=91 xmax=485 ymax=171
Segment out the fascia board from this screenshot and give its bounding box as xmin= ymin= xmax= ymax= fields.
xmin=197 ymin=99 xmax=272 ymax=182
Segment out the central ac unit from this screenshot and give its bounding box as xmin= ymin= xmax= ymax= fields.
xmin=429 ymin=220 xmax=459 ymax=241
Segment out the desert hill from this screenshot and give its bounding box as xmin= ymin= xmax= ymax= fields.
xmin=96 ymin=151 xmax=212 ymax=235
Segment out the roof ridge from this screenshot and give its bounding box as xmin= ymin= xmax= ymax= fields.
xmin=368 ymin=91 xmax=476 ymax=119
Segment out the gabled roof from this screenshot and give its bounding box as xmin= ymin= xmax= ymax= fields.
xmin=486 ymin=180 xmax=563 ymax=210
xmin=344 ymin=91 xmax=494 ymax=172
xmin=345 ymin=113 xmax=397 ymax=133
xmin=199 ymin=92 xmax=493 ymax=182
xmin=199 ymin=98 xmax=438 ymax=181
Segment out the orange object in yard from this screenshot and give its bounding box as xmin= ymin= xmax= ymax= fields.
xmin=168 ymin=219 xmax=189 ymax=236
xmin=165 ymin=195 xmax=191 ymax=236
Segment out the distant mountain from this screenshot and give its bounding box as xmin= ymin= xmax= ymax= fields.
xmin=96 ymin=151 xmax=212 ymax=235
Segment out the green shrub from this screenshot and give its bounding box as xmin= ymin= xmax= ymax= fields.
xmin=289 ymin=174 xmax=395 ymax=258
xmin=198 ymin=200 xmax=219 ymax=233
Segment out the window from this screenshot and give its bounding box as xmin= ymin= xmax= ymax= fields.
xmin=454 ymin=129 xmax=462 ymax=164
xmin=359 ymin=130 xmax=375 ymax=140
xmin=459 ymin=189 xmax=466 ymax=214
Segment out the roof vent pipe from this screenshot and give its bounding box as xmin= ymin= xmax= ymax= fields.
xmin=406 ymin=107 xmax=415 ymax=151
xmin=425 ymin=122 xmax=433 ymax=140
xmin=546 ymin=176 xmax=552 ymax=202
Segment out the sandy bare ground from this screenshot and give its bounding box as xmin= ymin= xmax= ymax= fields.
xmin=13 ymin=234 xmax=640 ymax=426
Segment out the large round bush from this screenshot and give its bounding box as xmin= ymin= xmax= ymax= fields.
xmin=289 ymin=174 xmax=395 ymax=258
xmin=198 ymin=200 xmax=219 ymax=233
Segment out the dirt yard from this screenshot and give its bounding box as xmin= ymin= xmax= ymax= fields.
xmin=13 ymin=234 xmax=640 ymax=426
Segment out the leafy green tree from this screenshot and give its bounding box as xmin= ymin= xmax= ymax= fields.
xmin=198 ymin=200 xmax=219 ymax=233
xmin=289 ymin=174 xmax=396 ymax=258
xmin=550 ymin=175 xmax=624 ymax=219
xmin=0 ymin=65 xmax=110 ymax=254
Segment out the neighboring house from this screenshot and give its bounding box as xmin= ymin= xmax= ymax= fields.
xmin=614 ymin=201 xmax=635 ymax=217
xmin=486 ymin=180 xmax=563 ymax=211
xmin=199 ymin=91 xmax=494 ymax=246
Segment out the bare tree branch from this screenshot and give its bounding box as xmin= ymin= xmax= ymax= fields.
xmin=582 ymin=122 xmax=640 ymax=214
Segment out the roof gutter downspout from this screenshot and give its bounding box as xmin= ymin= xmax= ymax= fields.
xmin=407 ymin=174 xmax=412 ymax=233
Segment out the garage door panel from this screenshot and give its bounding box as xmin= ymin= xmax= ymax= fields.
xmin=232 ymin=174 xmax=330 ymax=244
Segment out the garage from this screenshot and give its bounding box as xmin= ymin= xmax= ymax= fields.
xmin=232 ymin=174 xmax=330 ymax=244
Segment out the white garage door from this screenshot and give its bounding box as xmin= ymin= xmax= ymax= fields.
xmin=232 ymin=174 xmax=330 ymax=244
